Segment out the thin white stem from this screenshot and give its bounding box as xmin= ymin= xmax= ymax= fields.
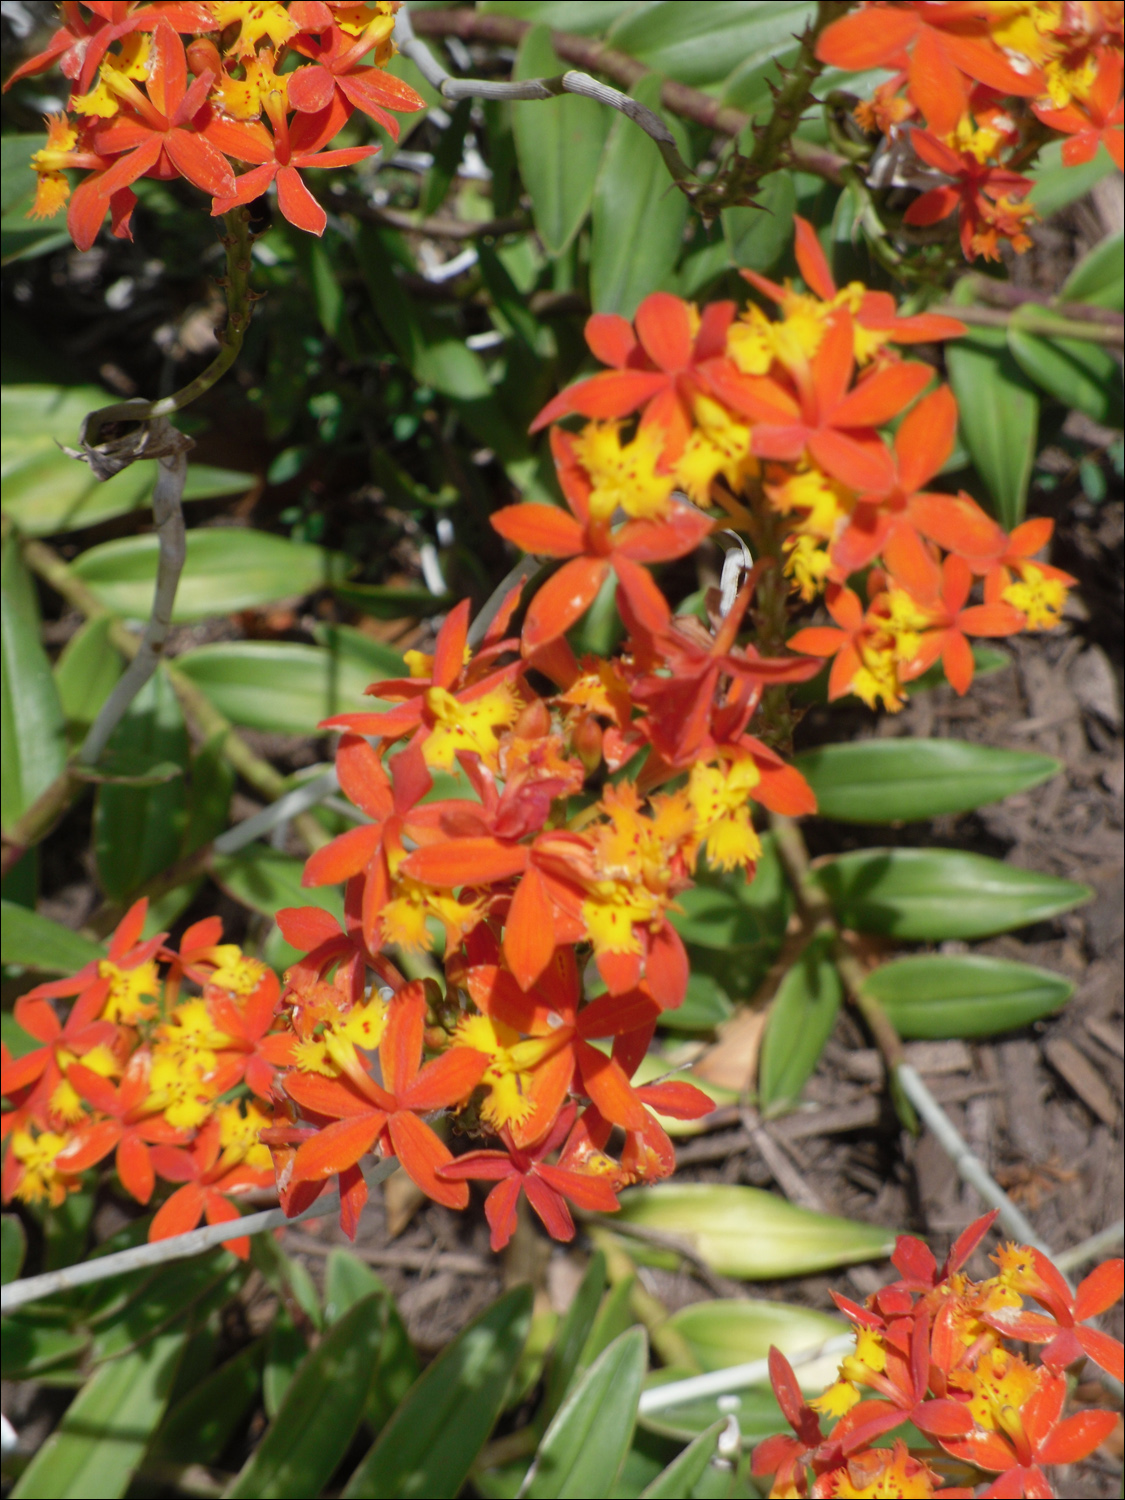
xmin=638 ymin=1332 xmax=855 ymax=1415
xmin=77 ymin=420 xmax=191 ymax=767
xmin=1 ymin=1157 xmax=398 ymax=1313
xmin=398 ymin=4 xmax=693 ymax=187
xmin=897 ymin=1064 xmax=1047 ymax=1250
xmin=212 ymin=767 xmax=340 ymax=855
xmin=466 ymin=554 xmax=542 ymax=648
xmin=1054 ymin=1220 xmax=1125 ymax=1274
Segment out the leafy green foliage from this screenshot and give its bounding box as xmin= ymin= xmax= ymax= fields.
xmin=526 ymin=1327 xmax=647 ymax=1498
xmin=862 ymin=955 xmax=1074 ymax=1038
xmin=758 ymin=933 xmax=843 ymax=1113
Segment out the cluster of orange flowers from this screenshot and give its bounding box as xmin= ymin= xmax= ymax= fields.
xmin=247 ymin=249 xmax=1070 ymax=1246
xmin=817 ymin=1 xmax=1124 ymax=260
xmin=1 ymin=902 xmax=287 ymax=1256
xmin=10 ymin=0 xmax=424 ymax=247
xmin=754 ymin=1213 xmax=1123 ymax=1498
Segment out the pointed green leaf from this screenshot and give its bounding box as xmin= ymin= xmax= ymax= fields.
xmin=542 ymin=1250 xmax=607 ymax=1422
xmin=262 ymin=1306 xmax=308 ymax=1421
xmin=2 ymin=533 xmax=40 ymax=629
xmin=54 ymin=617 xmax=124 ymax=741
xmin=759 ymin=934 xmax=843 ymax=1113
xmin=0 ymin=900 xmax=103 ymax=972
xmin=511 ymin=26 xmax=610 ymax=255
xmin=175 ymin=641 xmax=384 ymax=735
xmin=322 ymin=1249 xmax=419 ymax=1432
xmin=1 ymin=588 xmax=67 ymax=832
xmin=811 ymin=847 xmax=1090 ymax=940
xmin=343 ymin=1284 xmax=533 ymax=1499
xmin=150 ymin=1341 xmax=263 ymax=1467
xmin=793 ymin=738 xmax=1060 ymax=823
xmin=527 ymin=1327 xmax=647 ymax=1498
xmin=1061 ymin=231 xmax=1124 ymax=310
xmin=590 ymin=74 xmax=689 ymax=316
xmin=227 ymin=1294 xmax=387 ymax=1499
xmin=93 ymin=671 xmax=189 ymax=902
xmin=861 ymin=955 xmax=1073 ymax=1039
xmin=71 ymin=529 xmax=349 ymax=622
xmin=610 ymin=1184 xmax=893 ymax=1279
xmin=946 ymin=318 xmax=1038 ymax=528
xmin=11 ymin=1329 xmax=185 ymax=1499
xmin=640 ymin=1420 xmax=725 ymax=1498
xmin=1007 ymin=320 xmax=1123 ymax=426
xmin=666 ymin=1299 xmax=844 ymax=1374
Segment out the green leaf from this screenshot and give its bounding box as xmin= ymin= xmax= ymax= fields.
xmin=758 ymin=934 xmax=843 ymax=1113
xmin=946 ymin=323 xmax=1038 ymax=528
xmin=11 ymin=1329 xmax=185 ymax=1499
xmin=212 ymin=845 xmax=344 ymax=931
xmin=1 ymin=587 xmax=67 ymax=831
xmin=54 ymin=617 xmax=124 ymax=741
xmin=175 ymin=641 xmax=384 ymax=735
xmin=1007 ymin=320 xmax=1124 ymax=426
xmin=263 ymin=1306 xmax=308 ymax=1421
xmin=86 ymin=1253 xmax=244 ymax=1364
xmin=657 ymin=971 xmax=733 ymax=1032
xmin=480 ymin=1 xmax=637 ymax=32
xmin=1027 ymin=138 xmax=1118 ymax=219
xmin=666 ymin=1299 xmax=844 ymax=1373
xmin=723 ymin=170 xmax=797 ymax=274
xmin=610 ymin=1184 xmax=893 ymax=1278
xmin=93 ymin=671 xmax=189 ymax=903
xmin=640 ymin=1421 xmax=724 ymax=1499
xmin=511 ymin=26 xmax=610 ymax=255
xmin=0 ymin=386 xmax=251 ymax=535
xmin=2 ymin=1215 xmax=26 ymax=1284
xmin=150 ymin=1341 xmax=263 ymax=1467
xmin=609 ymin=1 xmax=805 ymax=89
xmin=421 ymin=98 xmax=474 ymax=216
xmin=323 ymin=1252 xmax=419 ymax=1432
xmin=227 ymin=1294 xmax=387 ymax=1499
xmin=1 ymin=135 xmax=43 ymax=216
xmin=1061 ymin=231 xmax=1124 ymax=310
xmin=343 ymin=1284 xmax=533 ymax=1499
xmin=811 ymin=847 xmax=1091 ymax=941
xmin=542 ymin=1250 xmax=607 ymax=1423
xmin=861 ymin=955 xmax=1073 ymax=1039
xmin=71 ymin=529 xmax=348 ymax=622
xmin=2 ymin=532 xmax=41 ymax=629
xmin=1 ymin=1316 xmax=89 ymax=1381
xmin=793 ymin=738 xmax=1060 ymax=823
xmin=590 ymin=73 xmax=690 ymax=316
xmin=332 ymin=581 xmax=450 ymax=619
xmin=526 ymin=1327 xmax=647 ymax=1499
xmin=0 ymin=900 xmax=103 ymax=972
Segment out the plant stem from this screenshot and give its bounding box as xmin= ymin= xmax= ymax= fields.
xmin=936 ymin=301 xmax=1124 ymax=346
xmin=406 ymin=5 xmax=848 ymax=183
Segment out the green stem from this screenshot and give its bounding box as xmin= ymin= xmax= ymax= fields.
xmin=939 ymin=301 xmax=1124 ymax=346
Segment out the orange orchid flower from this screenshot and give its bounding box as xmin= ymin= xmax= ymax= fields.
xmin=787 ymin=583 xmax=899 ymax=708
xmin=207 ymin=969 xmax=295 ymax=1101
xmin=288 ymin=13 xmax=426 ymax=136
xmin=816 ymin=3 xmax=1044 ymax=136
xmin=717 ymin=311 xmax=933 ymax=493
xmin=492 ymin=427 xmax=714 ymax=652
xmin=208 ymin=91 xmax=378 ymax=236
xmin=903 ymin=131 xmax=1035 ymax=261
xmin=741 ymin=215 xmax=966 ymax=359
xmin=630 ymin=579 xmax=822 ymax=768
xmin=149 ymin=1112 xmax=274 ymax=1259
xmin=887 ymin=547 xmax=1026 ymax=694
xmin=985 ymin=1248 xmax=1124 ymax=1382
xmin=283 ymin=982 xmax=488 ymax=1217
xmin=437 ymin=1102 xmax=620 ymax=1251
xmin=71 ymin=21 xmax=236 ymax=251
xmin=54 ymin=1053 xmax=184 ymax=1205
xmin=529 ymin=291 xmax=736 ymax=461
xmin=2 ymin=2 xmax=215 ymax=95
xmin=1034 ymin=48 xmax=1124 ymax=168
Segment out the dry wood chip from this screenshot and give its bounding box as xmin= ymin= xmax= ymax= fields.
xmin=693 ymin=1005 xmax=769 ymax=1092
xmin=1042 ymin=1036 xmax=1119 ymax=1127
xmin=775 ymin=1098 xmax=883 ymax=1140
xmin=1085 ymin=1015 xmax=1125 ymax=1059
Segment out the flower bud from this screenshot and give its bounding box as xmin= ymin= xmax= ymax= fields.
xmin=572 ymin=714 xmax=603 ymax=774
xmin=186 ymin=38 xmax=222 ymax=79
xmin=514 ymin=698 xmax=551 ymax=740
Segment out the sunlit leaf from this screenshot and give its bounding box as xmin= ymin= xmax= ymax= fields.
xmin=862 ymin=954 xmax=1073 ymax=1038
xmin=758 ymin=933 xmax=842 ymax=1113
xmin=1 ymin=587 xmax=67 ymax=831
xmin=526 ymin=1327 xmax=647 ymax=1498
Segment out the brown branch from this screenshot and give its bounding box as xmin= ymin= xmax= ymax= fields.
xmin=409 ymin=7 xmax=847 ymax=184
